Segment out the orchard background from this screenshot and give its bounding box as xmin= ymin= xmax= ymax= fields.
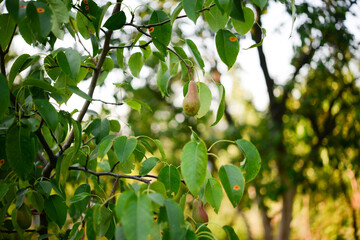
xmin=0 ymin=0 xmax=359 ymax=239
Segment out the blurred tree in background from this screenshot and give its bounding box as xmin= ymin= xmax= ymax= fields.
xmin=125 ymin=0 xmax=360 ymax=239
xmin=0 ymin=0 xmax=359 ymax=239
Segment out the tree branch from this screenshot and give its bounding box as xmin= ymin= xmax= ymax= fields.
xmin=251 ymin=7 xmax=276 ymax=107
xmin=60 ymin=1 xmax=122 ymax=156
xmin=35 ymin=122 xmax=56 ymax=165
xmin=124 ymin=4 xmax=215 ymax=29
xmin=68 ymin=166 xmax=151 ymax=184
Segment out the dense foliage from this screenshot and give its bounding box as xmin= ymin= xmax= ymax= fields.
xmin=0 ymin=0 xmax=268 ymax=239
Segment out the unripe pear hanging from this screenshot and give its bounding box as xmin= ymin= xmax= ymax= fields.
xmin=183 ymin=81 xmax=200 ymax=116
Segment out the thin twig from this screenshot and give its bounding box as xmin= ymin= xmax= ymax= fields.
xmin=167 ymin=47 xmax=193 ymax=80
xmin=105 ymin=177 xmax=120 ymax=207
xmin=4 ymin=25 xmax=17 ymax=55
xmin=110 ymin=161 xmax=120 ymax=173
xmin=92 ymin=99 xmax=124 ymax=105
xmin=49 ymin=128 xmax=63 ymax=153
xmin=37 ymin=151 xmax=47 ymax=166
xmin=69 ymin=165 xmax=151 ymax=184
xmin=35 ymin=121 xmax=56 ymax=165
xmin=143 ymin=174 xmax=186 ymax=184
xmin=109 ymin=40 xmax=152 ymax=50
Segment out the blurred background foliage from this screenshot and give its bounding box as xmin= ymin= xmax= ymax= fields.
xmin=110 ymin=0 xmax=360 ymax=239
xmin=2 ymin=0 xmax=359 ymax=239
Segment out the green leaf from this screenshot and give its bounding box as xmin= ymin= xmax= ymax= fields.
xmin=26 ymin=2 xmax=41 ymax=38
xmin=68 ymin=191 xmax=91 ymax=203
xmin=154 ymin=139 xmax=166 ymax=161
xmin=23 ymin=78 xmax=62 ymax=95
xmin=93 ymin=204 xmax=113 ymax=237
xmin=197 ymin=82 xmax=212 ymax=118
xmin=68 ymin=85 xmax=92 ymax=102
xmin=214 ymin=0 xmax=233 ymax=14
xmin=103 ymin=57 xmax=114 ymax=71
xmin=0 ymin=74 xmax=10 ymax=120
xmin=5 ymin=0 xmax=20 ymax=22
xmin=232 ymin=7 xmax=254 ymax=35
xmin=148 ymin=192 xmax=164 ymax=206
xmin=72 ymin=119 xmax=82 ymax=154
xmin=182 ymin=0 xmax=204 ymax=23
xmin=6 ymin=125 xmax=36 ymax=179
xmin=76 ymin=11 xmax=94 ymax=40
xmin=103 ymin=11 xmax=126 ymax=30
xmin=114 ymin=136 xmax=138 ymax=163
xmin=115 ymin=191 xmax=133 ymax=222
xmin=109 ymin=119 xmax=121 ymax=132
xmin=128 ymin=52 xmax=143 ymax=78
xmin=33 ymin=98 xmax=59 ymax=132
xmin=57 ymin=49 xmax=81 ymax=80
xmin=0 ymin=14 xmax=16 ymax=50
xmin=211 ymin=83 xmax=225 ymax=126
xmin=46 ymin=0 xmax=69 ymax=39
xmin=69 ymin=184 xmax=91 ymax=221
xmin=149 ymin=10 xmax=172 ymax=55
xmin=8 ymin=54 xmax=30 ymax=87
xmin=235 ymin=139 xmax=261 ymax=182
xmin=243 ymin=26 xmax=266 ymax=49
xmin=59 ymin=147 xmax=75 ymax=185
xmin=230 ymin=0 xmax=245 ymax=21
xmin=27 ymin=190 xmax=44 ymax=214
xmin=157 ymin=61 xmax=171 ymax=97
xmin=139 ymin=157 xmax=159 ymax=176
xmin=215 ymin=29 xmax=239 ymax=69
xmin=205 ymin=178 xmax=223 ymax=213
xmin=219 ymin=165 xmax=245 ymax=207
xmin=44 ymin=195 xmax=67 ymax=228
xmin=86 ymin=118 xmax=110 ymax=144
xmin=116 ymin=47 xmax=125 ymax=69
xmin=158 ymin=165 xmax=181 ymax=197
xmin=122 ymin=194 xmax=153 ymax=240
xmin=186 ymin=39 xmax=205 ymax=70
xmin=125 ymin=99 xmax=141 ymax=113
xmin=203 ymin=3 xmax=229 ymax=32
xmin=35 ymin=181 xmax=52 ymax=198
xmin=174 ymin=47 xmax=190 ymax=80
xmin=161 ymin=200 xmax=186 ymax=240
xmin=0 ymin=183 xmax=9 ymax=202
xmin=94 ymin=2 xmax=111 ymax=36
xmin=44 ymin=54 xmax=61 ymax=80
xmin=98 ymin=135 xmax=117 ymax=158
xmin=18 ymin=16 xmax=35 ymax=44
xmin=180 ymin=141 xmax=208 ymax=196
xmin=251 ymin=0 xmax=267 ymax=10
xmin=223 ymin=225 xmax=240 ymax=240
xmin=33 ymin=2 xmax=53 ymax=38
xmin=171 ymin=2 xmax=183 ymax=24
xmin=139 ymin=40 xmax=151 ymax=61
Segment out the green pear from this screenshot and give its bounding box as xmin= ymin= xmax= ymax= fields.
xmin=192 ymin=199 xmax=208 ymax=223
xmin=183 ymin=81 xmax=200 ymax=116
xmin=16 ymin=203 xmax=32 ymax=229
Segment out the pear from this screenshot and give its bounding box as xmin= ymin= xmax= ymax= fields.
xmin=183 ymin=81 xmax=200 ymax=116
xmin=192 ymin=199 xmax=208 ymax=223
xmin=16 ymin=203 xmax=32 ymax=229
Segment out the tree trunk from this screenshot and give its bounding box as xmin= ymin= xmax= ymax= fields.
xmin=261 ymin=208 xmax=273 ymax=240
xmin=277 ymin=183 xmax=296 ymax=240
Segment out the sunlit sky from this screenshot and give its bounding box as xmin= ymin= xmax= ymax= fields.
xmin=4 ymin=0 xmax=360 ymax=115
